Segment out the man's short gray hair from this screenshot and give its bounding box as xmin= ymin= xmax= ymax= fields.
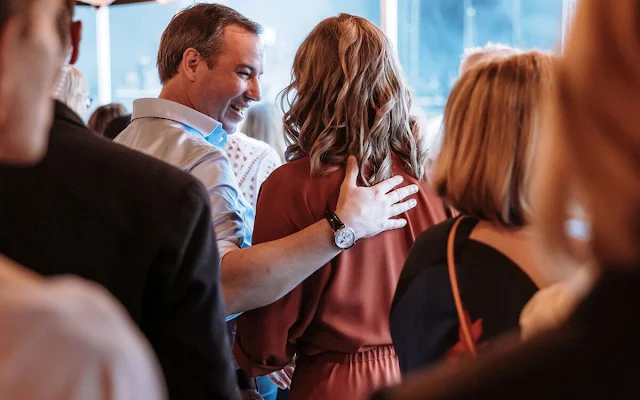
xmin=157 ymin=3 xmax=263 ymax=84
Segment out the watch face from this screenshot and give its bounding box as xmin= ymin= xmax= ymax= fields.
xmin=335 ymin=228 xmax=356 ymax=249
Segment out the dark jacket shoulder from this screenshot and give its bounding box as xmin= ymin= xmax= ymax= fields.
xmin=47 ymin=101 xmax=206 ymax=212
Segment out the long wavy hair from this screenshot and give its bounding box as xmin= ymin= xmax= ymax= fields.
xmin=280 ymin=14 xmax=426 ymax=186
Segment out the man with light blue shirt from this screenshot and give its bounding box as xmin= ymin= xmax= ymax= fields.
xmin=117 ymin=97 xmax=255 ymax=260
xmin=115 ymin=2 xmax=419 ymax=321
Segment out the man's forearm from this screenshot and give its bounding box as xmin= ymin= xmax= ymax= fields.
xmin=220 ymin=156 xmax=419 ymax=315
xmin=221 ymin=220 xmax=339 ymax=314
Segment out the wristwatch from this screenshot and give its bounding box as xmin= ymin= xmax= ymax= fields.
xmin=324 ymin=210 xmax=356 ymax=250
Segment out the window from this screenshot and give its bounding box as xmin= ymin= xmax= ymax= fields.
xmin=397 ymin=0 xmax=563 ymax=119
xmin=109 ymin=2 xmax=182 ymax=112
xmin=226 ymin=0 xmax=380 ymax=104
xmin=78 ymin=0 xmax=379 ymax=115
xmin=76 ymin=0 xmax=567 ymax=122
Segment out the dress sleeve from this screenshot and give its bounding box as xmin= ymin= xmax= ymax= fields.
xmin=233 ymin=168 xmax=329 ymax=376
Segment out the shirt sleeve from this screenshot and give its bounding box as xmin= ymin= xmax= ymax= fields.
xmin=233 ymin=170 xmax=330 ymax=376
xmin=188 ymin=149 xmax=255 ymax=260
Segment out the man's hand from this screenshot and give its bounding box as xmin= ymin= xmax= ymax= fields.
xmin=336 ymin=156 xmax=419 ymax=240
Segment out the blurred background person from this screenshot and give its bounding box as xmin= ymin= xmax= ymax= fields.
xmin=88 ymin=103 xmax=127 ymax=136
xmin=53 ymin=65 xmax=91 ymax=120
xmin=241 ymin=103 xmax=286 ymax=162
xmin=103 ymin=113 xmax=132 ymax=140
xmin=0 ymin=0 xmax=165 ymax=398
xmin=390 ymin=50 xmax=570 ymax=376
xmin=226 ymin=121 xmax=283 ymax=208
xmin=234 ymin=14 xmax=449 ymax=400
xmin=374 ymin=1 xmax=640 ymax=398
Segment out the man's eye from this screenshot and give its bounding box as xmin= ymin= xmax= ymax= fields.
xmin=238 ymin=72 xmax=250 ymax=78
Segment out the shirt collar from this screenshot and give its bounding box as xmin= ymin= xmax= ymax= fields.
xmin=132 ymin=98 xmax=227 ymax=148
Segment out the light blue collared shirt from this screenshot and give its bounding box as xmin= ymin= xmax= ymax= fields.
xmin=114 ymin=97 xmax=255 ymax=263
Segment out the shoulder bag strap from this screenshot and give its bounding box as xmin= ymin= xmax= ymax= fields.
xmin=447 ymin=216 xmax=477 ymax=355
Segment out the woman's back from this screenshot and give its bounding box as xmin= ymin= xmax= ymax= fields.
xmin=233 ymin=13 xmax=439 ymax=399
xmin=234 ymin=156 xmax=448 ymax=398
xmin=388 ymin=50 xmax=557 ymax=375
xmin=390 ymin=217 xmax=538 ymax=374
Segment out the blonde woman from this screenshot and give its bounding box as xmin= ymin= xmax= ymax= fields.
xmin=233 ymin=14 xmax=449 ymax=400
xmin=389 ymin=50 xmax=568 ymax=375
xmin=374 ymin=1 xmax=640 ymax=398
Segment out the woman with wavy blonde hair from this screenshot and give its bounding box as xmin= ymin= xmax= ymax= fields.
xmin=233 ymin=14 xmax=449 ymax=400
xmin=389 ymin=50 xmax=570 ymax=375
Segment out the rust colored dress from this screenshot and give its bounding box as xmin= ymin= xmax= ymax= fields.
xmin=233 ymin=156 xmax=449 ymax=400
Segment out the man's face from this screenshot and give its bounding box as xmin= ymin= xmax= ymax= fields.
xmin=0 ymin=0 xmax=67 ymax=164
xmin=191 ymin=25 xmax=264 ymax=134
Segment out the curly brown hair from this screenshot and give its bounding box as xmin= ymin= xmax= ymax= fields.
xmin=280 ymin=14 xmax=426 ymax=186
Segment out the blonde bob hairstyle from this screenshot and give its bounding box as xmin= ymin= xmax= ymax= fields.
xmin=280 ymin=14 xmax=426 ymax=186
xmin=432 ymin=50 xmax=554 ymax=227
xmin=537 ymin=0 xmax=640 ymax=267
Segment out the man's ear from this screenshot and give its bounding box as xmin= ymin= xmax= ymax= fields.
xmin=69 ymin=20 xmax=82 ymax=65
xmin=180 ymin=48 xmax=201 ymax=82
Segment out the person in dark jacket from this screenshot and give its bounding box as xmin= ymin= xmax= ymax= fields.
xmin=0 ymin=2 xmax=239 ymax=398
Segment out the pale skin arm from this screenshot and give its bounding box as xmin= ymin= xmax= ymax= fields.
xmin=222 ymin=156 xmax=419 ymax=315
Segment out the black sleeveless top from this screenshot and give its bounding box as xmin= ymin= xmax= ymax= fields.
xmin=390 ymin=216 xmax=538 ymax=375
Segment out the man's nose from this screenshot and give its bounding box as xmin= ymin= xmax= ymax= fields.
xmin=246 ymin=77 xmax=261 ymax=102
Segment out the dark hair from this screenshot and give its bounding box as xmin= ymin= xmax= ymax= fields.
xmin=157 ymin=3 xmax=262 ymax=84
xmin=65 ymin=0 xmax=75 ymax=18
xmin=0 ymin=0 xmax=32 ymax=29
xmin=88 ymin=103 xmax=127 ymax=135
xmin=1 ymin=0 xmax=71 ymax=47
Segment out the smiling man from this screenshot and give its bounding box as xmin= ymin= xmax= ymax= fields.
xmin=114 ymin=5 xmax=419 ymax=398
xmin=115 ymin=3 xmax=419 ymax=319
xmin=116 ymin=5 xmax=260 ymax=279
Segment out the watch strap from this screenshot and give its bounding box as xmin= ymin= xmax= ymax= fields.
xmin=324 ymin=209 xmax=345 ymax=233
